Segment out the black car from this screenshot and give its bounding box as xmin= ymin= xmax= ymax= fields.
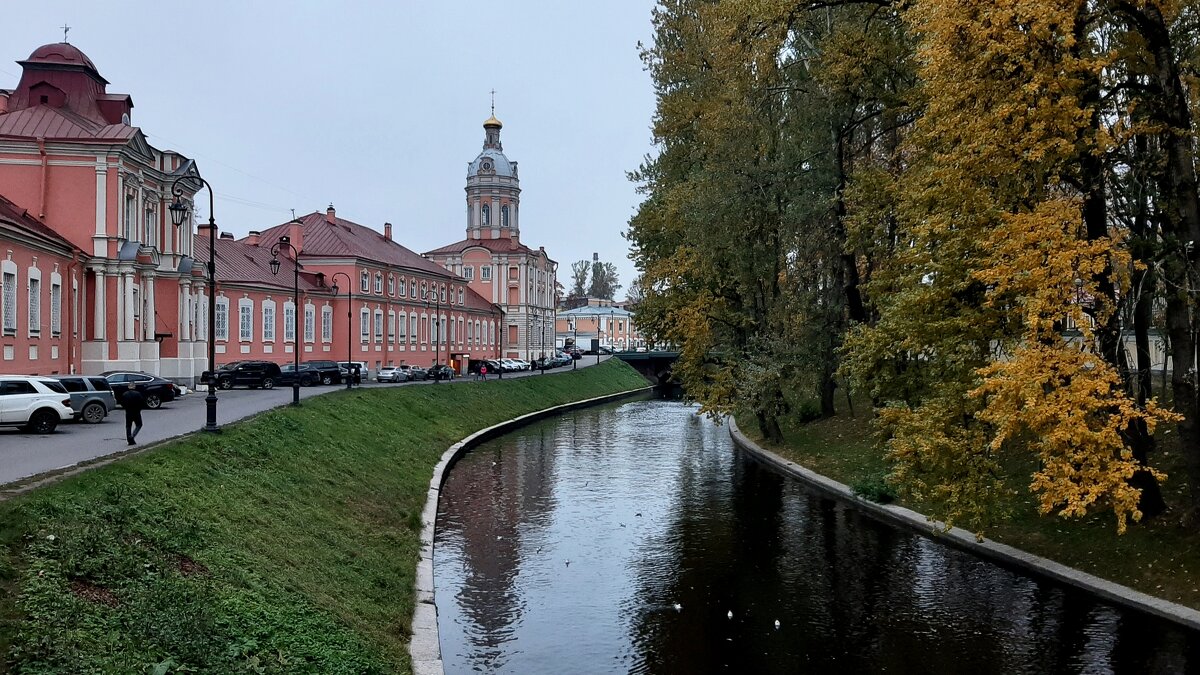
xmin=102 ymin=371 xmax=181 ymax=409
xmin=278 ymin=363 xmax=321 ymax=387
xmin=425 ymin=364 xmax=456 ymax=381
xmin=207 ymin=360 xmax=283 ymax=390
xmin=304 ymin=360 xmax=344 ymax=385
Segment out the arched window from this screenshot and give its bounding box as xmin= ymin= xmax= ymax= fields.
xmin=398 ymin=276 xmax=406 ymax=297
xmin=481 ymin=204 xmax=490 ymax=226
xmin=501 ymin=205 xmax=509 ymax=228
xmin=360 ymin=271 xmax=369 ymax=292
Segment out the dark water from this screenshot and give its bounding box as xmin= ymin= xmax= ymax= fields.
xmin=433 ymin=400 xmax=1200 ymax=674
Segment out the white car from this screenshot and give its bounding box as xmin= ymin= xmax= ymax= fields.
xmin=376 ymin=366 xmax=408 ymax=383
xmin=510 ymin=359 xmax=532 ymax=371
xmin=0 ymin=375 xmax=76 ymax=433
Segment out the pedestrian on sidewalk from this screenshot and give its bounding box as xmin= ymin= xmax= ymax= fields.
xmin=479 ymin=363 xmax=488 ymax=381
xmin=120 ymin=382 xmax=146 ymax=445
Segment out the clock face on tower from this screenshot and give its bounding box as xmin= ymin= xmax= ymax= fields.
xmin=481 ymin=160 xmax=494 ymax=173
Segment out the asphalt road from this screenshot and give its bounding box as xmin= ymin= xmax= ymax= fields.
xmin=0 ymin=356 xmax=610 ymax=487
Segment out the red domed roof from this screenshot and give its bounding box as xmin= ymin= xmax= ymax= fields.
xmin=23 ymin=43 xmax=98 ymax=72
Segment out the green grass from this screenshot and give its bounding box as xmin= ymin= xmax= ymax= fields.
xmin=743 ymin=396 xmax=1200 ymax=613
xmin=0 ymin=360 xmax=649 ymax=674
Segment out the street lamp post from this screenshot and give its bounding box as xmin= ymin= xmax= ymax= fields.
xmin=424 ymin=284 xmax=442 ymax=384
xmin=572 ymin=320 xmax=577 ymax=370
xmin=330 ymin=272 xmax=353 ymax=390
xmin=269 ymin=233 xmax=302 ymax=405
xmin=169 ymin=173 xmax=220 ymax=433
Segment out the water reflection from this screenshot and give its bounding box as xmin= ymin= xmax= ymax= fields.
xmin=434 ymin=400 xmax=1200 ymax=674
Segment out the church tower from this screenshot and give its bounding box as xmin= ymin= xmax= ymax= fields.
xmin=465 ymin=114 xmax=520 ymax=240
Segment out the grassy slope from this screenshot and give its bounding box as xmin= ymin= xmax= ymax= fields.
xmin=744 ymin=397 xmax=1200 ymax=613
xmin=0 ymin=360 xmax=648 ymax=674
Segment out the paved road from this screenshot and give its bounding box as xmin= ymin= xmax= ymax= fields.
xmin=0 ymin=356 xmax=610 ymax=487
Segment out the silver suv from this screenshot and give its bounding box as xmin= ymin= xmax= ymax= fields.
xmin=0 ymin=375 xmax=75 ymax=433
xmin=51 ymin=375 xmax=118 ymax=424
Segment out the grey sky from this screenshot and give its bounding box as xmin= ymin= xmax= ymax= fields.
xmin=4 ymin=1 xmax=658 ymax=299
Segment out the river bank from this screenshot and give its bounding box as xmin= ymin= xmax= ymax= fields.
xmin=735 ymin=399 xmax=1200 ymax=618
xmin=0 ymin=359 xmax=649 ymax=674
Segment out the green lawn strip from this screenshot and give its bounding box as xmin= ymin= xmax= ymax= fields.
xmin=0 ymin=360 xmax=649 ymax=674
xmin=740 ymin=398 xmax=1200 ymax=613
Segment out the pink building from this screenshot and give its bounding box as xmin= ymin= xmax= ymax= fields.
xmin=425 ymin=115 xmax=558 ymax=360
xmin=0 ymin=42 xmax=209 ymax=380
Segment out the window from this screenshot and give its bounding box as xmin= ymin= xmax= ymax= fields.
xmin=409 ymin=314 xmax=417 ymax=344
xmin=123 ymin=193 xmax=135 ymax=240
xmin=215 ymin=297 xmax=229 ymax=340
xmin=463 ymin=266 xmax=474 ymax=280
xmin=449 ymin=317 xmax=456 ymax=344
xmin=399 ymin=277 xmax=407 ymax=297
xmin=374 ymin=273 xmax=383 ymax=294
xmin=283 ymin=301 xmax=295 ymax=342
xmin=388 ymin=275 xmax=396 ymax=296
xmin=304 ymin=305 xmax=315 ymax=342
xmin=429 ymin=315 xmax=438 ymax=344
xmin=360 ymin=271 xmax=369 ymax=292
xmin=509 ymin=266 xmax=519 ymax=280
xmin=321 ymin=306 xmax=333 ymax=342
xmin=239 ymin=301 xmax=253 ymax=341
xmin=399 ymin=311 xmax=407 ymax=342
xmin=467 ymin=320 xmax=473 ymax=344
xmin=144 ymin=202 xmax=157 ymax=248
xmin=481 ymin=266 xmax=492 ymax=281
xmin=481 ymin=203 xmax=490 ymax=226
xmin=27 ymin=274 xmax=40 ymax=336
xmin=458 ymin=289 xmax=464 ymax=305
xmin=440 ymin=285 xmax=447 ymax=303
xmin=421 ymin=281 xmax=428 ymax=299
xmin=501 ymin=204 xmax=510 ymax=228
xmin=50 ymin=279 xmax=62 ymax=336
xmin=360 ymin=308 xmax=370 ymax=342
xmin=374 ymin=310 xmax=383 ymax=343
xmin=263 ymin=301 xmax=276 ymax=342
xmin=388 ymin=310 xmax=396 ymax=342
xmin=410 ymin=280 xmax=416 ymax=297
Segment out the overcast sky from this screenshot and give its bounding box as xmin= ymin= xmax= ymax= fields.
xmin=4 ymin=1 xmax=658 ymax=299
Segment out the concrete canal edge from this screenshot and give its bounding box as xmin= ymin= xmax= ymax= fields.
xmin=409 ymin=386 xmax=655 ymax=675
xmin=726 ymin=416 xmax=1200 ymax=634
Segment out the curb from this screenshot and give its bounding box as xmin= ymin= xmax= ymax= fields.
xmin=410 ymin=385 xmax=655 ymax=675
xmin=726 ymin=416 xmax=1200 ymax=633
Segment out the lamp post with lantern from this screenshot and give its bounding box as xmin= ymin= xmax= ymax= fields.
xmin=424 ymin=284 xmax=442 ymax=384
xmin=330 ymin=272 xmax=353 ymax=390
xmin=269 ymin=233 xmax=302 ymax=405
xmin=168 ymin=173 xmax=220 ymax=433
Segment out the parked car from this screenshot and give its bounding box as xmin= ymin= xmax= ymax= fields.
xmin=102 ymin=372 xmax=181 ymax=409
xmin=498 ymin=358 xmax=521 ymax=372
xmin=552 ymin=352 xmax=573 ymax=367
xmin=377 ymin=366 xmax=408 ymax=383
xmin=0 ymin=375 xmax=75 ymax=433
xmin=207 ymin=360 xmax=283 ymax=390
xmin=425 ymin=364 xmax=456 ymax=381
xmin=400 ymin=365 xmax=427 ymax=381
xmin=338 ymin=361 xmax=370 ymax=382
xmin=51 ymin=375 xmax=117 ymax=424
xmin=304 ymin=360 xmax=344 ymax=385
xmin=278 ymin=363 xmax=321 ymax=387
xmin=510 ymin=359 xmax=531 ymax=371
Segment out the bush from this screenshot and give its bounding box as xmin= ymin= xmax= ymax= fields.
xmin=851 ymin=472 xmax=896 ymax=504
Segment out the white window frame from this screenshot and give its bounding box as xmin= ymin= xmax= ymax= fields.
xmin=262 ymin=299 xmax=276 ymax=342
xmin=27 ymin=265 xmax=41 ymax=337
xmin=1 ymin=262 xmax=15 ymax=336
xmin=481 ymin=266 xmax=492 ymax=281
xmin=360 ymin=271 xmax=369 ymax=292
xmin=409 ymin=313 xmax=418 ymax=344
xmin=238 ymin=299 xmax=253 ymax=342
xmin=50 ymin=273 xmax=62 ymax=336
xmin=388 ymin=275 xmax=396 ymax=296
xmin=399 ymin=276 xmax=407 ymax=297
xmin=321 ymin=305 xmax=333 ymax=343
xmin=360 ymin=307 xmax=370 ymax=342
xmin=398 ymin=310 xmax=407 ymax=342
xmin=283 ymin=300 xmax=295 ymax=342
xmin=463 ymin=266 xmax=474 ymax=280
xmin=388 ymin=310 xmax=396 ymax=343
xmin=374 ymin=273 xmax=383 ymax=294
xmin=374 ymin=309 xmax=384 ymax=343
xmin=304 ymin=304 xmax=315 ymax=342
xmin=215 ymin=297 xmax=229 ymax=341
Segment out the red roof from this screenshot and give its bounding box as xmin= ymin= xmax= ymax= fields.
xmin=256 ymin=211 xmax=457 ymax=279
xmin=0 ymin=192 xmax=76 ymax=251
xmin=22 ymin=43 xmax=100 ymax=74
xmin=0 ymin=104 xmax=135 ymax=141
xmin=194 ymin=234 xmax=323 ymax=293
xmin=425 ymin=236 xmax=552 ymax=261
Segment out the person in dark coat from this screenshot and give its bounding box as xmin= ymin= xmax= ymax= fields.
xmin=120 ymin=382 xmax=146 ymax=445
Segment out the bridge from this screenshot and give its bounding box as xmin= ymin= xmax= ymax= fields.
xmin=615 ymin=351 xmax=679 ymax=387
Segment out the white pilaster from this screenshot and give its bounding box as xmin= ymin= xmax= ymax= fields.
xmin=93 ymin=269 xmax=106 ymax=340
xmin=122 ymin=272 xmax=135 ymax=341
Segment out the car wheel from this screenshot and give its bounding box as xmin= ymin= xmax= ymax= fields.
xmin=262 ymin=377 xmax=275 ymax=390
xmin=321 ymin=375 xmax=333 ymax=385
xmin=25 ymin=409 xmax=58 ymax=434
xmin=218 ymin=378 xmax=233 ymax=390
xmin=81 ymin=402 xmax=106 ymax=424
xmin=145 ymin=393 xmax=163 ymax=409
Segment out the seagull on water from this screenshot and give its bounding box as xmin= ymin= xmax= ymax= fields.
xmin=673 ymin=602 xmax=682 ymax=612
xmin=727 ymin=611 xmax=733 ymax=619
xmin=774 ymin=619 xmax=781 ymax=630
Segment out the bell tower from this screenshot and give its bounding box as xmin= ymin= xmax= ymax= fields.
xmin=465 ymin=112 xmax=521 ymax=241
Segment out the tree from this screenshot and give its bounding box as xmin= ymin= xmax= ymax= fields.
xmin=569 ymin=260 xmax=590 ymax=298
xmin=588 ymin=261 xmax=621 ymax=299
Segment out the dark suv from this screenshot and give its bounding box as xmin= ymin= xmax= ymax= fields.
xmin=209 ymin=361 xmax=283 ymax=390
xmin=303 ymin=360 xmax=344 ymax=385
xmin=51 ymin=375 xmax=117 ymax=424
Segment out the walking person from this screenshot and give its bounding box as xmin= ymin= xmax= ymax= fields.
xmin=120 ymin=382 xmax=146 ymax=445
xmin=479 ymin=363 xmax=487 ymax=381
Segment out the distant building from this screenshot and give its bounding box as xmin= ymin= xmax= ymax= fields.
xmin=555 ymin=301 xmax=641 ymax=351
xmin=425 ymin=115 xmax=557 ymax=361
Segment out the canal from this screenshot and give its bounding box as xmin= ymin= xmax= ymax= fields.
xmin=433 ymin=399 xmax=1200 ymax=674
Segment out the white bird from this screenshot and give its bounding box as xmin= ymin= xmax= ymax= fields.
xmin=565 ymin=559 xmax=571 ymax=567
xmin=774 ymin=619 xmax=781 ymax=630
xmin=727 ymin=611 xmax=733 ymax=619
xmin=673 ymin=602 xmax=682 ymax=612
